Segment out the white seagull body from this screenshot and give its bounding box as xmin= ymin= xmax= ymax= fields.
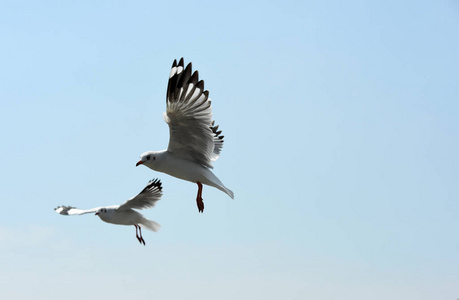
xmin=136 ymin=58 xmax=234 ymax=212
xmin=55 ymin=179 xmax=163 ymax=245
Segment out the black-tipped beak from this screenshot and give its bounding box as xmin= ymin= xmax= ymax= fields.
xmin=95 ymin=212 xmax=99 ymax=216
xmin=136 ymin=160 xmax=143 ymax=167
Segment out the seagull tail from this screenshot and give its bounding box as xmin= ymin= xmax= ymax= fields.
xmin=202 ymin=169 xmax=235 ymax=199
xmin=220 ymin=185 xmax=234 ymax=199
xmin=140 ymin=218 xmax=161 ymax=232
xmin=211 ymin=183 xmax=234 ymax=199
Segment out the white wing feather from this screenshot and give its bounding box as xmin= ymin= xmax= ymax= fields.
xmin=54 ymin=206 xmax=101 ymax=216
xmin=165 ymin=58 xmax=225 ymax=168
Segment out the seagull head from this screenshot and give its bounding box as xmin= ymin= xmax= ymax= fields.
xmin=136 ymin=151 xmax=158 ymax=169
xmin=95 ymin=207 xmax=117 ymax=222
xmin=95 ymin=208 xmax=107 ymax=216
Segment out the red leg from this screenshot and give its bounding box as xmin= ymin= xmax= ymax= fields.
xmin=134 ymin=225 xmax=144 ymax=245
xmin=196 ymin=182 xmax=204 ymax=213
xmin=138 ymin=226 xmax=145 ymax=245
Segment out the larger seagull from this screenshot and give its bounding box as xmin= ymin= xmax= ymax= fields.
xmin=136 ymin=58 xmax=234 ymax=213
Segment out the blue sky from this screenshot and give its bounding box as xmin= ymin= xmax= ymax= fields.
xmin=1 ymin=0 xmax=458 ymax=299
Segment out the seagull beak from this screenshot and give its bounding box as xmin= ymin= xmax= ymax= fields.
xmin=136 ymin=160 xmax=143 ymax=167
xmin=95 ymin=212 xmax=99 ymax=216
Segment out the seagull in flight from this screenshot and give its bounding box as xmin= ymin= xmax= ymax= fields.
xmin=55 ymin=179 xmax=163 ymax=245
xmin=136 ymin=58 xmax=234 ymax=213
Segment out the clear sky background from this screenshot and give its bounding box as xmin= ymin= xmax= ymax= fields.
xmin=1 ymin=0 xmax=458 ymax=299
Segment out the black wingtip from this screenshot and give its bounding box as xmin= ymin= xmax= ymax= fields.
xmin=176 ymin=63 xmax=193 ymax=101
xmin=55 ymin=205 xmax=74 ymax=215
xmin=172 ymin=59 xmax=177 ymax=68
xmin=196 ymin=80 xmax=204 ymax=91
xmin=211 ymin=122 xmax=224 ymax=143
xmin=148 ymin=178 xmax=163 ymax=191
xmin=167 ymin=59 xmax=210 ymax=107
xmin=189 ymin=71 xmax=199 ymax=85
xmin=185 ymin=62 xmax=192 ymax=72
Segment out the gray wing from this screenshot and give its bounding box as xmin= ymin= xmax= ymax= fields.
xmin=164 ymin=58 xmax=225 ymax=169
xmin=54 ymin=206 xmax=101 ymax=216
xmin=117 ymin=179 xmax=163 ymax=211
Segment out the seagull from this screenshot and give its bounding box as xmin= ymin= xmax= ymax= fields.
xmin=136 ymin=58 xmax=234 ymax=213
xmin=54 ymin=179 xmax=163 ymax=245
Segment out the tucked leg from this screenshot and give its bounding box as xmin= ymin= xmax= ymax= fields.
xmin=196 ymin=182 xmax=204 ymax=213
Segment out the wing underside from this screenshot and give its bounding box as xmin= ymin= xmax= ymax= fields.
xmin=54 ymin=206 xmax=100 ymax=216
xmin=117 ymin=179 xmax=163 ymax=211
xmin=165 ymin=58 xmax=225 ymax=168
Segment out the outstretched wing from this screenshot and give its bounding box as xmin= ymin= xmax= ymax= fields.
xmin=164 ymin=58 xmax=225 ymax=169
xmin=117 ymin=179 xmax=163 ymax=211
xmin=54 ymin=206 xmax=101 ymax=216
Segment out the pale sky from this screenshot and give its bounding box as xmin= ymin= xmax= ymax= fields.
xmin=1 ymin=0 xmax=458 ymax=299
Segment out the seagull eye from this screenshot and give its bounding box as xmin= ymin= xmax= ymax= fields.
xmin=146 ymin=155 xmax=151 ymax=160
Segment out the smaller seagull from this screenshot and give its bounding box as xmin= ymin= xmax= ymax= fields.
xmin=55 ymin=179 xmax=163 ymax=245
